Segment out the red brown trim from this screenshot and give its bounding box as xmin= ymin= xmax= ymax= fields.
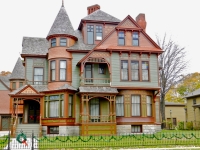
xmin=116 ymin=116 xmax=155 ymax=124
xmin=46 ymin=34 xmax=78 ymax=41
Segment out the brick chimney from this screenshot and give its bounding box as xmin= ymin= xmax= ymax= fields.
xmin=136 ymin=13 xmax=147 ymax=32
xmin=87 ymin=4 xmax=100 ymax=15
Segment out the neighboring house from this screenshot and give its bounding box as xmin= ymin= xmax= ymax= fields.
xmin=8 ymin=3 xmax=163 ymax=136
xmin=165 ymin=101 xmax=185 ymax=128
xmin=0 ymin=74 xmax=11 ymax=131
xmin=185 ymin=89 xmax=200 ymax=129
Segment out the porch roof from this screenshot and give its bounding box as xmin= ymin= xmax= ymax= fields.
xmin=193 ymin=103 xmax=200 ymax=108
xmin=79 ymin=86 xmax=118 ymax=94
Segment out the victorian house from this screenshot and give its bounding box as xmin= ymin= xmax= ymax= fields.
xmin=7 ymin=2 xmax=162 ymax=136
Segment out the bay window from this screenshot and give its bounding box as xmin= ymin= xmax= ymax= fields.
xmin=45 ymin=94 xmax=64 ymax=118
xmin=68 ymin=95 xmax=73 ymax=117
xmin=60 ymin=60 xmax=66 ymax=80
xmin=116 ymin=96 xmax=124 ymax=116
xmin=131 ymin=95 xmax=141 ymax=116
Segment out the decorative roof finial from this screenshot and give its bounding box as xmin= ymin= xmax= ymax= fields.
xmin=62 ymin=0 xmax=64 ymax=7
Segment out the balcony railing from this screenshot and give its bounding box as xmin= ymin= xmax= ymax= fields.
xmin=80 ymin=115 xmax=116 ymax=123
xmin=81 ymin=78 xmax=110 ymax=86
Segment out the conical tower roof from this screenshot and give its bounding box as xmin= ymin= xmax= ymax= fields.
xmin=47 ymin=5 xmax=76 ymax=39
xmin=10 ymin=57 xmax=25 ymax=80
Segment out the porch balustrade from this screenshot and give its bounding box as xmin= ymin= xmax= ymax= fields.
xmin=81 ymin=78 xmax=110 ymax=86
xmin=25 ymin=81 xmax=48 ymax=85
xmin=80 ymin=115 xmax=116 ymax=123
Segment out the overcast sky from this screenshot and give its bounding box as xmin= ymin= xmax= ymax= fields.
xmin=0 ymin=0 xmax=199 ymax=74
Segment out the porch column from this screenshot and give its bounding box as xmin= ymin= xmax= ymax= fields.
xmin=86 ymin=99 xmax=89 ymax=123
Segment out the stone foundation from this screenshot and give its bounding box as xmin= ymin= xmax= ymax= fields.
xmin=143 ymin=125 xmax=161 ymax=133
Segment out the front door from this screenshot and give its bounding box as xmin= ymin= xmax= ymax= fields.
xmin=28 ymin=101 xmax=40 ymax=123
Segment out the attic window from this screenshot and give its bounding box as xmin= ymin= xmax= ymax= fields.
xmin=51 ymin=38 xmax=56 ymax=47
xmin=132 ymin=32 xmax=139 ymax=46
xmin=118 ymin=31 xmax=125 ymax=45
xmin=87 ymin=25 xmax=94 ymax=44
xmin=96 ymin=26 xmax=102 ymax=40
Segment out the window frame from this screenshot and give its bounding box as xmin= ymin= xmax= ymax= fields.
xmin=48 ymin=126 xmax=59 ymax=134
xmin=68 ymin=95 xmax=73 ymax=117
xmin=87 ymin=25 xmax=94 ymax=44
xmin=131 ymin=125 xmax=142 ymax=133
xmin=12 ymin=82 xmax=16 ymax=90
xmin=51 ymin=38 xmax=56 ymax=47
xmin=50 ymin=60 xmax=56 ymax=81
xmin=132 ymin=32 xmax=139 ymax=46
xmin=19 ymin=82 xmax=23 ymax=88
xmin=131 ymin=95 xmax=141 ymax=117
xmin=96 ymin=25 xmax=103 ymax=40
xmin=99 ymin=63 xmax=106 ymax=74
xmin=118 ymin=31 xmax=125 ymax=45
xmin=60 ymin=38 xmax=67 ymax=46
xmin=131 ymin=60 xmax=139 ymax=81
xmin=59 ymin=60 xmax=67 ymax=81
xmin=44 ymin=94 xmax=64 ymax=118
xmin=33 ymin=67 xmax=44 ymax=85
xmin=146 ymin=95 xmax=152 ymax=117
xmin=142 ymin=61 xmax=149 ymax=81
xmin=116 ymin=95 xmax=124 ymax=117
xmin=121 ymin=60 xmax=129 ymax=81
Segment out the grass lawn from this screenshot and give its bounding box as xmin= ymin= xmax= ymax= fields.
xmin=36 ymin=130 xmax=200 ymax=149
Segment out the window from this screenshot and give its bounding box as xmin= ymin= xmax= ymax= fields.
xmin=131 ymin=125 xmax=142 ymax=133
xmin=12 ymin=82 xmax=16 ymax=90
xmin=19 ymin=82 xmax=23 ymax=87
xmin=87 ymin=25 xmax=94 ymax=44
xmin=146 ymin=96 xmax=152 ymax=116
xmin=96 ymin=26 xmax=102 ymax=40
xmin=142 ymin=61 xmax=149 ymax=81
xmin=99 ymin=64 xmax=106 ymax=74
xmin=60 ymin=60 xmax=66 ymax=80
xmin=45 ymin=94 xmax=64 ymax=118
xmin=34 ymin=68 xmax=43 ymax=85
xmin=51 ymin=38 xmax=56 ymax=47
xmin=50 ymin=60 xmax=56 ymax=81
xmin=68 ymin=95 xmax=73 ymax=117
xmin=60 ymin=38 xmax=67 ymax=46
xmin=121 ymin=60 xmax=128 ymax=80
xmin=131 ymin=61 xmax=139 ymax=81
xmin=49 ymin=126 xmax=59 ymax=134
xmin=132 ymin=32 xmax=139 ymax=46
xmin=90 ymin=98 xmax=100 ymax=122
xmin=131 ymin=95 xmax=140 ymax=116
xmin=118 ymin=31 xmax=125 ymax=45
xmin=193 ymin=99 xmax=196 ymax=105
xmin=116 ymin=96 xmax=124 ymax=116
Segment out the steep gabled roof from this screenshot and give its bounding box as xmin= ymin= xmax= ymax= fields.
xmin=22 ymin=37 xmax=48 ymax=55
xmin=82 ymin=9 xmax=121 ymax=22
xmin=67 ymin=30 xmax=95 ymax=51
xmin=47 ymin=6 xmax=76 ymax=38
xmin=0 ymin=75 xmax=10 ymax=89
xmin=10 ymin=58 xmax=25 ymax=80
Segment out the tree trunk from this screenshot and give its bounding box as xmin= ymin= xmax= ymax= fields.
xmin=160 ymin=93 xmax=166 ymax=129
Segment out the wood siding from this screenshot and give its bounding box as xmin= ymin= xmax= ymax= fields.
xmin=71 ymin=53 xmax=86 ymax=88
xmin=186 ymin=97 xmax=200 ymax=122
xmin=111 ymin=52 xmax=158 ymax=87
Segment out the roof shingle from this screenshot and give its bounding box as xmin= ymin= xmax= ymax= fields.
xmin=10 ymin=58 xmax=25 ymax=80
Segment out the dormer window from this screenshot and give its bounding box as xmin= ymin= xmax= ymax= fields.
xmin=118 ymin=31 xmax=125 ymax=45
xmin=96 ymin=26 xmax=102 ymax=40
xmin=87 ymin=25 xmax=94 ymax=44
xmin=133 ymin=32 xmax=139 ymax=46
xmin=60 ymin=38 xmax=67 ymax=46
xmin=51 ymin=38 xmax=56 ymax=47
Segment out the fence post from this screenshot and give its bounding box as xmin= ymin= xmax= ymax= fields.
xmin=31 ymin=131 xmax=34 ymax=150
xmin=7 ymin=131 xmax=10 ymax=150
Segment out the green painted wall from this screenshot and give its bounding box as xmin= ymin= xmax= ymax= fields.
xmin=71 ymin=53 xmax=86 ymax=88
xmin=26 ymin=57 xmax=48 ymax=84
xmin=93 ymin=64 xmax=109 ymax=78
xmin=0 ymin=82 xmax=7 ymax=90
xmin=111 ymin=52 xmax=159 ymax=87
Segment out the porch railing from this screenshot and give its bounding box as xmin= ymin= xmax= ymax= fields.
xmin=80 ymin=115 xmax=116 ymax=123
xmin=25 ymin=81 xmax=48 ymax=85
xmin=81 ymin=78 xmax=110 ymax=86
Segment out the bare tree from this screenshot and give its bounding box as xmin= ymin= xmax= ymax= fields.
xmin=156 ymin=34 xmax=187 ymax=128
